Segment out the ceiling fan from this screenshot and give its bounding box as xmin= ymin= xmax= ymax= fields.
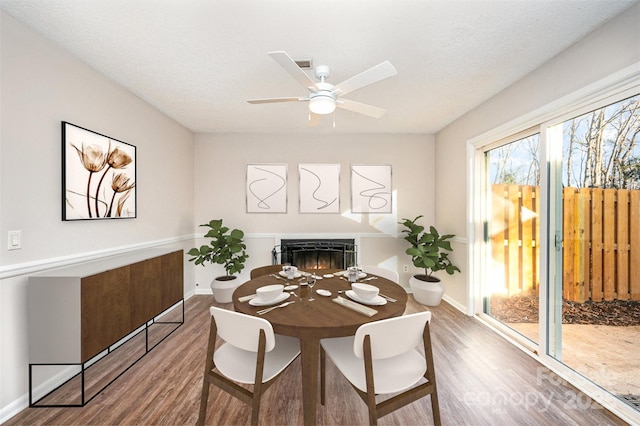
xmin=247 ymin=51 xmax=397 ymax=122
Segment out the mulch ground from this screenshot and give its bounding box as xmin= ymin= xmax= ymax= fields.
xmin=489 ymin=295 xmax=640 ymax=326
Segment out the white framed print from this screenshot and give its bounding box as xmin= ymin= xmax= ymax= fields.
xmin=299 ymin=164 xmax=340 ymax=213
xmin=351 ymin=164 xmax=392 ymax=213
xmin=246 ymin=164 xmax=287 ymax=213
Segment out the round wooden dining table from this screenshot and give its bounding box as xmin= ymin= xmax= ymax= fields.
xmin=232 ymin=269 xmax=408 ymax=426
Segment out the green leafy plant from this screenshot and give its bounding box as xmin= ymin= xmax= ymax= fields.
xmin=187 ymin=219 xmax=249 ymax=277
xmin=399 ymin=215 xmax=460 ymax=280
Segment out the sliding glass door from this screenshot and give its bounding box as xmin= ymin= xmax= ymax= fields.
xmin=478 ymin=92 xmax=639 ymax=416
xmin=549 ymin=94 xmax=640 ymax=411
xmin=483 ymin=134 xmax=541 ymax=344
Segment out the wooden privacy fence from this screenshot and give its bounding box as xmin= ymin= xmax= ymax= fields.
xmin=491 ymin=184 xmax=540 ymax=298
xmin=563 ymin=187 xmax=640 ymax=302
xmin=491 ymin=184 xmax=640 ymax=303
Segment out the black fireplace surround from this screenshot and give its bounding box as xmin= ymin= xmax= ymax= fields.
xmin=273 ymin=239 xmax=356 ymax=270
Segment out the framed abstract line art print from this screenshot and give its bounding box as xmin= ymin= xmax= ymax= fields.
xmin=62 ymin=121 xmax=137 ymax=221
xmin=351 ymin=164 xmax=392 ymax=213
xmin=246 ymin=164 xmax=288 ymax=213
xmin=299 ymin=163 xmax=340 ymax=213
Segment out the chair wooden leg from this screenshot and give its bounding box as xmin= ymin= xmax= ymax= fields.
xmin=249 ymin=330 xmax=267 ymax=426
xmin=423 ymin=322 xmax=441 ymax=426
xmin=250 ymin=397 xmax=261 ymax=426
xmin=431 ymin=392 xmax=441 ymax=426
xmin=197 ymin=379 xmax=210 ymax=426
xmin=320 ymin=347 xmax=326 ymax=405
xmin=362 ymin=335 xmax=378 ymax=426
xmin=197 ymin=317 xmax=218 ymax=425
xmin=367 ymin=400 xmax=378 ymax=426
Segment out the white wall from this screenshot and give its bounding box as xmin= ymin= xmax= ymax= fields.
xmin=0 ymin=12 xmax=195 ymax=420
xmin=192 ymin=133 xmax=435 ymax=290
xmin=434 ymin=2 xmax=640 ymax=309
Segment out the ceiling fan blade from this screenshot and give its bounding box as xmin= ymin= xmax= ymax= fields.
xmin=337 ymin=99 xmax=387 ymax=118
xmin=334 ymin=61 xmax=397 ymax=96
xmin=269 ymin=51 xmax=319 ymax=91
xmin=247 ymin=97 xmax=307 ymax=104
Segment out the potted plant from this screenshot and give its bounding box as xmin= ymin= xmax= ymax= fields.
xmin=399 ymin=215 xmax=460 ymax=306
xmin=188 ymin=219 xmax=249 ymax=303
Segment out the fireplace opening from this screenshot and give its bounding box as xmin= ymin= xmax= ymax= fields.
xmin=273 ymin=239 xmax=357 ymax=270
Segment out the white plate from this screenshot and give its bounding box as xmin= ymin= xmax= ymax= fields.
xmin=310 ymin=274 xmax=323 ymax=280
xmin=316 ymin=289 xmax=332 ymax=297
xmin=345 ymin=290 xmax=386 ymax=306
xmin=279 ymin=271 xmax=302 ymax=278
xmin=284 ymin=285 xmax=298 ymax=291
xmin=249 ymin=292 xmax=290 ymax=306
xmin=323 ymin=274 xmax=334 ymax=278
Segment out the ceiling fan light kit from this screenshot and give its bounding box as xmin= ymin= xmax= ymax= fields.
xmin=309 ymin=95 xmax=336 ymax=115
xmin=308 ymin=81 xmax=336 ymax=115
xmin=247 ymin=51 xmax=397 ymax=124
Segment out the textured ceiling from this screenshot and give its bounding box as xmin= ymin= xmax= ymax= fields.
xmin=1 ymin=0 xmax=638 ymax=134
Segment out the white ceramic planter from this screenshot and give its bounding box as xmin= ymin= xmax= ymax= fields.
xmin=409 ymin=275 xmax=445 ymax=306
xmin=210 ymin=276 xmax=239 ymax=303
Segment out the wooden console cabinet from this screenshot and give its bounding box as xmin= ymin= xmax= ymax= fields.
xmin=28 ymin=248 xmax=184 ymax=406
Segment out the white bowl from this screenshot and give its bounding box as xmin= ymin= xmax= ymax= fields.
xmin=351 ymin=283 xmax=379 ymax=300
xmin=256 ymin=284 xmax=284 ymax=302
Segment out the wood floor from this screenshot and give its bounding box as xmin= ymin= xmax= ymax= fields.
xmin=6 ymin=295 xmax=629 ymax=425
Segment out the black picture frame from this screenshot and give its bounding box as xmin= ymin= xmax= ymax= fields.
xmin=62 ymin=121 xmax=137 ymax=221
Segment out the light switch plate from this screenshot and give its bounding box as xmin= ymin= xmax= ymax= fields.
xmin=8 ymin=230 xmax=21 ymax=250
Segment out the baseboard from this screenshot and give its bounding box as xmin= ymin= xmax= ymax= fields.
xmin=406 ymin=288 xmax=471 ymax=316
xmin=442 ymin=294 xmax=469 ymax=315
xmin=0 ymin=396 xmax=29 ymax=425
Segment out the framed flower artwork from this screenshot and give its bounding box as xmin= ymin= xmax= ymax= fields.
xmin=62 ymin=121 xmax=137 ymax=220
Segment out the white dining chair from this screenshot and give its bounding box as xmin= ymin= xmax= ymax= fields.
xmin=320 ymin=311 xmax=440 ymax=426
xmin=197 ymin=307 xmax=301 ymax=426
xmin=361 ymin=265 xmax=400 ymax=283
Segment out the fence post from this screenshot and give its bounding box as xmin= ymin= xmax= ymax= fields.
xmin=630 ymin=191 xmax=640 ymax=301
xmin=507 ymin=185 xmax=520 ymax=296
xmin=521 ymin=185 xmax=536 ymax=296
xmin=617 ymin=189 xmax=630 ymax=301
xmin=591 ymin=189 xmax=604 ymax=302
xmin=563 ymin=187 xmax=577 ymax=301
xmin=575 ymin=188 xmax=589 ymax=303
xmin=603 ymin=189 xmax=616 ymax=301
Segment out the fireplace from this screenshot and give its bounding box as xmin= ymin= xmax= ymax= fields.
xmin=273 ymin=239 xmax=357 ymax=270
